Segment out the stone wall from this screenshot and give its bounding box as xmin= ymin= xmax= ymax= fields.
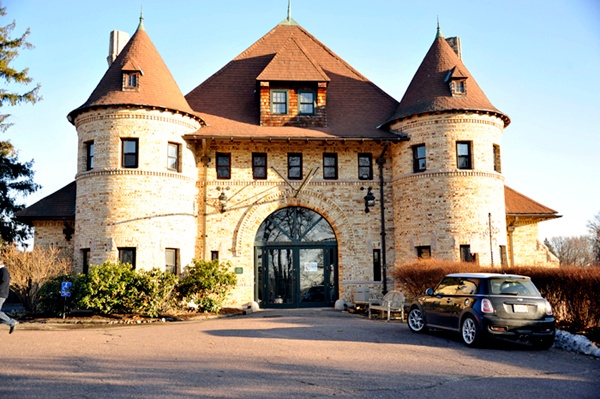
xmin=508 ymin=222 xmax=559 ymax=267
xmin=198 ymin=139 xmax=396 ymax=304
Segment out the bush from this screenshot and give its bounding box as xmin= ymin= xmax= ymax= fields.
xmin=178 ymin=259 xmax=237 ymax=313
xmin=36 ymin=274 xmax=82 ymax=316
xmin=76 ymin=262 xmax=178 ymax=317
xmin=1 ymin=245 xmax=72 ymax=312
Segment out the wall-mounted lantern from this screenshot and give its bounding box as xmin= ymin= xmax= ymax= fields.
xmin=218 ymin=191 xmax=228 ymax=213
xmin=361 ymin=186 xmax=376 ymax=213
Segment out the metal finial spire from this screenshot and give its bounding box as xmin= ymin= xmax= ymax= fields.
xmin=436 ymin=16 xmax=443 ymax=39
xmin=138 ymin=5 xmax=145 ymax=30
xmin=287 ymin=0 xmax=292 ymax=22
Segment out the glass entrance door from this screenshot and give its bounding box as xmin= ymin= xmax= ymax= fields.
xmin=255 ymin=206 xmax=338 ymax=308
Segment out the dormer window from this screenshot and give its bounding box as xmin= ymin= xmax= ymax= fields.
xmin=299 ymin=90 xmax=315 ymax=114
xmin=271 ymin=90 xmax=288 ymax=114
xmin=451 ymin=79 xmax=466 ymax=95
xmin=121 ymin=60 xmax=143 ymax=92
xmin=123 ymin=72 xmax=140 ymax=91
xmin=445 ymin=66 xmax=467 ymax=97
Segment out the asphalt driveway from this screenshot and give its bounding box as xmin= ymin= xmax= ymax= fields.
xmin=1 ymin=308 xmax=598 ymax=399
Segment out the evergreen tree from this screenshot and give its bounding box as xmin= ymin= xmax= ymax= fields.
xmin=0 ymin=2 xmax=41 ymax=245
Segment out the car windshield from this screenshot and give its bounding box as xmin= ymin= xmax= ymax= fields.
xmin=488 ymin=278 xmax=540 ymax=296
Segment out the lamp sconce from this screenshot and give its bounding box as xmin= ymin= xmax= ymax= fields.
xmin=361 ymin=186 xmax=376 ymax=213
xmin=216 ymin=187 xmax=229 ymax=213
xmin=63 ymin=221 xmax=75 ymax=241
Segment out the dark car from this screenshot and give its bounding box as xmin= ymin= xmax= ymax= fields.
xmin=407 ymin=273 xmax=555 ymax=349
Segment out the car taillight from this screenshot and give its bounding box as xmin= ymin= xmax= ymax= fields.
xmin=544 ymin=299 xmax=553 ymax=316
xmin=481 ymin=298 xmax=494 ymax=313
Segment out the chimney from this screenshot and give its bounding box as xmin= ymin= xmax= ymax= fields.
xmin=107 ymin=30 xmax=130 ymax=66
xmin=445 ymin=36 xmax=462 ymax=59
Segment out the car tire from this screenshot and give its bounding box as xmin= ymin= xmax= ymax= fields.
xmin=532 ymin=336 xmax=555 ymax=350
xmin=461 ymin=315 xmax=482 ymax=347
xmin=407 ymin=307 xmax=427 ymax=333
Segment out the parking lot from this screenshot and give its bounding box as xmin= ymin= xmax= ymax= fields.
xmin=1 ymin=308 xmax=599 ymax=399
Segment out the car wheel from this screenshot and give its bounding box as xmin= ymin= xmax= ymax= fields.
xmin=532 ymin=336 xmax=555 ymax=350
xmin=407 ymin=307 xmax=427 ymax=333
xmin=461 ymin=315 xmax=482 ymax=347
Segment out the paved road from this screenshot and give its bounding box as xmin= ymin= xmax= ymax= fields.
xmin=1 ymin=308 xmax=598 ymax=399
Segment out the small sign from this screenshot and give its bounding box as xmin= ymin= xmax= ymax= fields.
xmin=234 ymin=267 xmax=243 ymax=274
xmin=61 ymin=281 xmax=72 ymax=297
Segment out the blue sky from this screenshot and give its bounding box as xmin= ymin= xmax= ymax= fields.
xmin=4 ymin=0 xmax=600 ymax=240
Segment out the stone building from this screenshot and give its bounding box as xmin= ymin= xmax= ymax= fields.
xmin=17 ymin=13 xmax=560 ymax=307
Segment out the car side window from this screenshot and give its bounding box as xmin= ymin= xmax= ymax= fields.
xmin=456 ymin=279 xmax=478 ymax=295
xmin=435 ymin=277 xmax=461 ymax=295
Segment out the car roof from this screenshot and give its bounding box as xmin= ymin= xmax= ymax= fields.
xmin=444 ymin=273 xmax=530 ymax=280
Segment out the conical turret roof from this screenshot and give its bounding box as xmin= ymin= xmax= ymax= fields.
xmin=67 ymin=20 xmax=202 ymax=124
xmin=385 ymin=31 xmax=510 ymax=127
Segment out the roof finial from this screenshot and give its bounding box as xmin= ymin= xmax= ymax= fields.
xmin=279 ymin=0 xmax=298 ymax=25
xmin=436 ymin=16 xmax=443 ymax=39
xmin=138 ymin=5 xmax=145 ymax=31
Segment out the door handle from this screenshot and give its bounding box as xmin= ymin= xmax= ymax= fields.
xmin=446 ymin=299 xmax=452 ymax=303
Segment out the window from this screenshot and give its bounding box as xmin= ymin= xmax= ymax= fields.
xmin=81 ymin=248 xmax=90 ymax=274
xmin=373 ymin=249 xmax=381 ymax=282
xmin=216 ymin=152 xmax=231 ymax=179
xmin=298 ymin=90 xmax=315 ymax=114
xmin=211 ymin=251 xmax=219 ymax=260
xmin=416 ymin=246 xmax=431 ymax=259
xmin=493 ymin=144 xmax=501 ymax=173
xmin=167 ymin=142 xmax=180 ymax=172
xmin=451 ymin=80 xmax=466 ymax=95
xmin=288 ymin=153 xmax=302 ymax=180
xmin=118 ymin=247 xmax=136 ymax=269
xmin=122 ymin=138 xmax=138 ymax=168
xmin=358 ymin=153 xmax=373 ymax=180
xmin=460 ymin=245 xmax=476 ymax=263
xmin=412 ymin=144 xmax=426 ymax=173
xmin=271 ymin=90 xmax=288 ymax=114
xmin=252 ymin=153 xmax=267 ymax=179
xmin=123 ymin=72 xmax=140 ymax=91
xmin=165 ymin=248 xmax=178 ymax=274
xmin=323 ymin=153 xmax=338 ymax=180
xmin=456 ymin=141 xmax=472 ymax=170
xmin=85 ymin=141 xmax=94 ymax=171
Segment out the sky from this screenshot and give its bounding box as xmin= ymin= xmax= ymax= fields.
xmin=3 ymin=0 xmax=600 ymax=241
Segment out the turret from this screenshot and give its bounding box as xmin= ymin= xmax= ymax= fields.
xmin=67 ymin=17 xmax=204 ymax=272
xmin=386 ymin=26 xmax=509 ymax=267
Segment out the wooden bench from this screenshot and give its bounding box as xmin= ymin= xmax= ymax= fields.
xmin=368 ymin=290 xmax=405 ymax=321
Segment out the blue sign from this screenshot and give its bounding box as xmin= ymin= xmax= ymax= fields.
xmin=61 ymin=281 xmax=72 ymax=297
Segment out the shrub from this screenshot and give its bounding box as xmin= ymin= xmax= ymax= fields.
xmin=1 ymin=245 xmax=72 ymax=312
xmin=178 ymin=259 xmax=237 ymax=313
xmin=76 ymin=262 xmax=178 ymax=317
xmin=36 ymin=274 xmax=82 ymax=316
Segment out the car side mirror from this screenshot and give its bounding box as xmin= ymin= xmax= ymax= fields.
xmin=425 ymin=288 xmax=434 ymax=296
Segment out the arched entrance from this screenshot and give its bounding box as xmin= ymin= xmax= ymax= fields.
xmin=255 ymin=207 xmax=338 ymax=308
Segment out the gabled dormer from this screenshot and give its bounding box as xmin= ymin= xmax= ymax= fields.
xmin=445 ymin=66 xmax=467 ymax=97
xmin=121 ymin=59 xmax=143 ymax=92
xmin=256 ymin=37 xmax=330 ymax=127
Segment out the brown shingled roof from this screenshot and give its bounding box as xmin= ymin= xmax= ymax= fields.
xmin=257 ymin=37 xmax=330 ymax=82
xmin=385 ymin=33 xmax=510 ymax=127
xmin=67 ymin=22 xmax=202 ymax=124
xmin=505 ymin=186 xmax=560 ymax=218
xmin=16 ymin=182 xmax=76 ymax=221
xmin=185 ymin=22 xmax=403 ymax=141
